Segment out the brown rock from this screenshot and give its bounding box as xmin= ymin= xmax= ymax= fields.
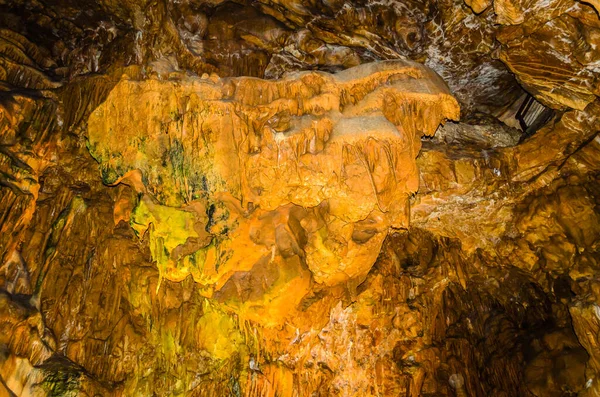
xmin=1 ymin=0 xmax=600 ymax=395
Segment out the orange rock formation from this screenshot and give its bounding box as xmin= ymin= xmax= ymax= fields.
xmin=0 ymin=0 xmax=599 ymax=396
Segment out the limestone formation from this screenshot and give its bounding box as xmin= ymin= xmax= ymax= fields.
xmin=87 ymin=61 xmax=459 ymax=294
xmin=0 ymin=0 xmax=600 ymax=396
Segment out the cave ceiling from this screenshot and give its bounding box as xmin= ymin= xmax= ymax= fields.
xmin=1 ymin=0 xmax=600 ymax=396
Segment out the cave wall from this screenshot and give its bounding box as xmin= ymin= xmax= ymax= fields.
xmin=0 ymin=0 xmax=599 ymax=396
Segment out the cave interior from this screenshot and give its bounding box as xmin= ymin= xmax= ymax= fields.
xmin=1 ymin=0 xmax=600 ymax=396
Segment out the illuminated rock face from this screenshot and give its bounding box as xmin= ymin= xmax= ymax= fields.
xmin=86 ymin=61 xmax=459 ymax=322
xmin=1 ymin=0 xmax=600 ymax=396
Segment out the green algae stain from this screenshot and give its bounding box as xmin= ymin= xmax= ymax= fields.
xmin=40 ymin=358 xmax=83 ymax=397
xmin=131 ymin=198 xmax=198 ymax=253
xmin=131 ymin=197 xmax=198 ymax=283
xmin=130 ymin=197 xmax=219 ymax=287
xmin=168 ymin=139 xmax=185 ymax=178
xmin=41 ymin=372 xmax=80 ymax=397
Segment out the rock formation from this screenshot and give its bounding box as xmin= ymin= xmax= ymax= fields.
xmin=0 ymin=0 xmax=599 ymax=396
xmin=87 ymin=61 xmax=458 ymax=292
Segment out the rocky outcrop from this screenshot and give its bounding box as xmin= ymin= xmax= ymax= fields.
xmin=87 ymin=60 xmax=458 ymax=306
xmin=1 ymin=0 xmax=600 ymax=396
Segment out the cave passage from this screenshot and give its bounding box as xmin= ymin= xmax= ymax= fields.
xmin=0 ymin=0 xmax=599 ymax=396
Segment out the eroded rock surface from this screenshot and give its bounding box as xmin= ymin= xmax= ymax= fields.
xmin=86 ymin=61 xmax=459 ymax=294
xmin=1 ymin=0 xmax=600 ymax=396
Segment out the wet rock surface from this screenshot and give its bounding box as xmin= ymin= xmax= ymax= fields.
xmin=0 ymin=0 xmax=599 ymax=396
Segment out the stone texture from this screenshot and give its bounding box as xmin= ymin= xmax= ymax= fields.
xmin=0 ymin=0 xmax=600 ymax=396
xmin=87 ymin=60 xmax=458 ymax=300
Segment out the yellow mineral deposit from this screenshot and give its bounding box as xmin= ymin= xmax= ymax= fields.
xmin=1 ymin=0 xmax=599 ymax=395
xmin=87 ymin=60 xmax=459 ymax=295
